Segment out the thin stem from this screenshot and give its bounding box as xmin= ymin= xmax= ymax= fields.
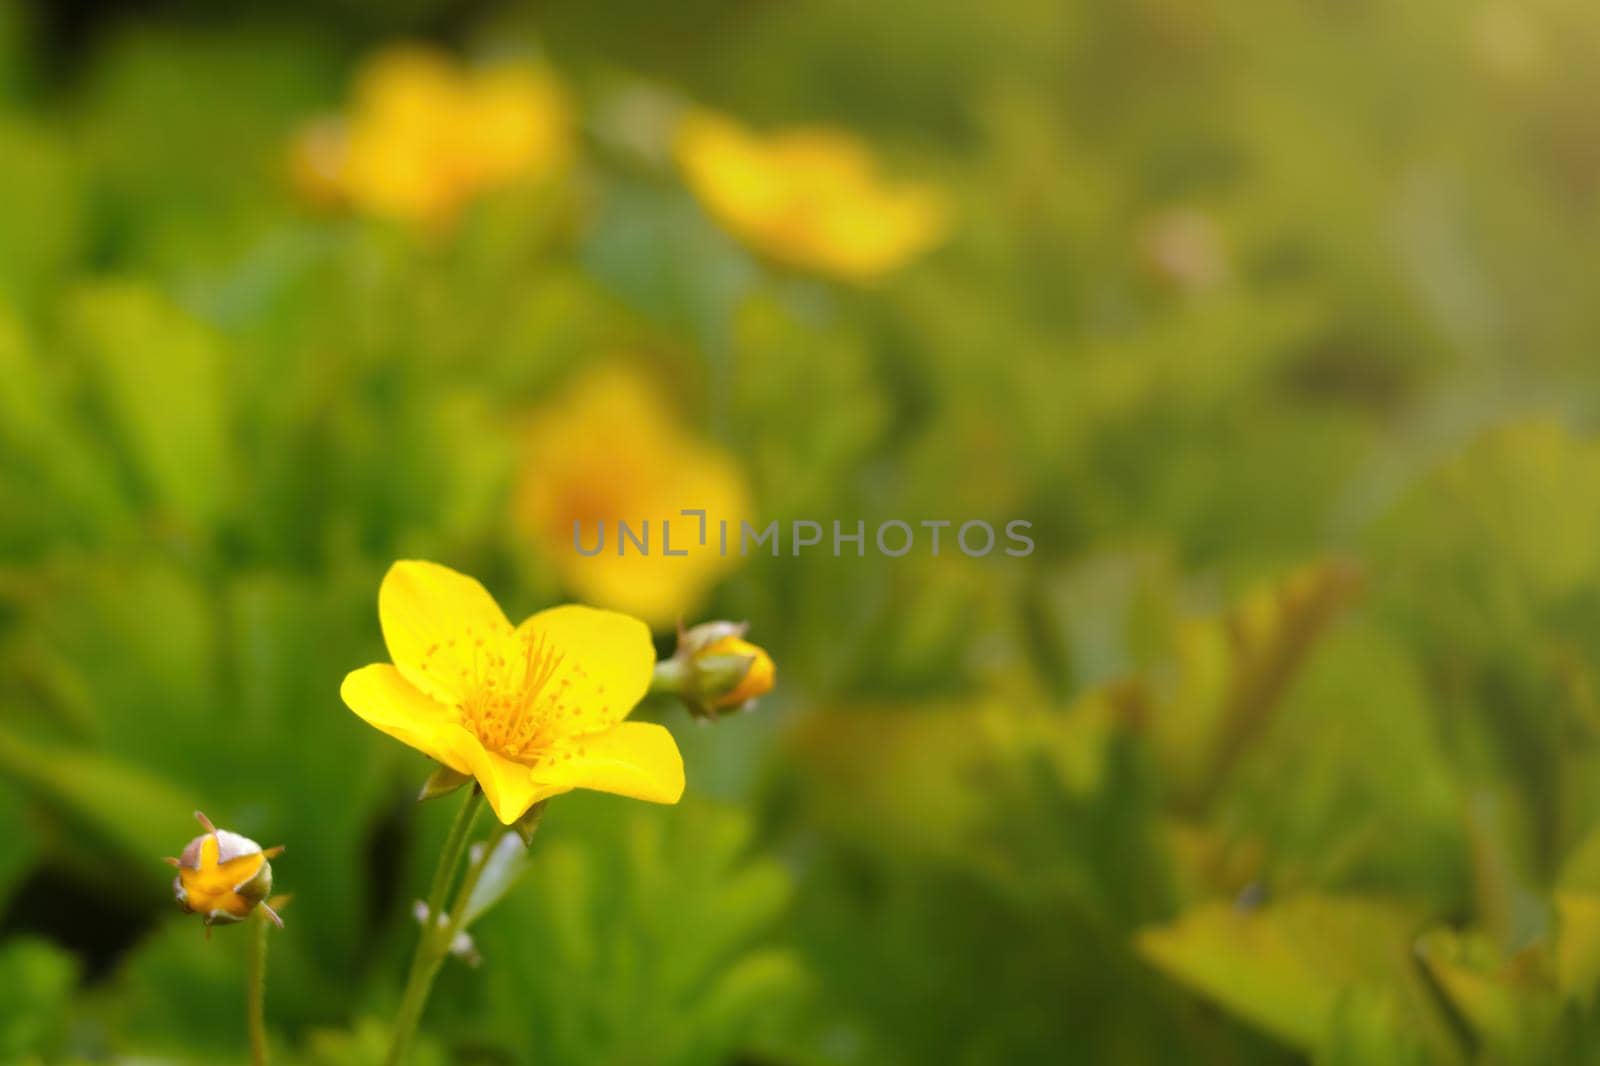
xmin=247 ymin=908 xmax=270 ymax=1066
xmin=425 ymin=787 xmax=484 ymax=926
xmin=384 ymin=787 xmax=483 ymax=1066
xmin=439 ymin=826 xmax=508 ymax=949
xmin=650 ymin=656 xmax=692 ymax=696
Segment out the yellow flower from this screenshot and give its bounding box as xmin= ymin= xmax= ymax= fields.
xmin=675 ymin=110 xmax=949 ymax=281
xmin=165 ymin=812 xmax=284 ymax=930
xmin=513 ymin=363 xmax=750 ymax=627
xmin=289 ymin=46 xmax=572 ymax=225
xmin=341 ymin=560 xmax=685 ymax=824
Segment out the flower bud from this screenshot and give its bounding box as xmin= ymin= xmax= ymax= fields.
xmin=413 ymin=901 xmax=482 ymax=967
xmin=700 ymin=634 xmax=775 ymax=707
xmin=656 ymin=621 xmax=776 ymax=719
xmin=165 ymin=811 xmax=284 ymax=933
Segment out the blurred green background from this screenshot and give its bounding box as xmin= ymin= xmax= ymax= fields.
xmin=5 ymin=0 xmax=1600 ymax=1062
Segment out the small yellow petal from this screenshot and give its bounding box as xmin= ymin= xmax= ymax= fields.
xmin=538 ymin=722 xmax=686 ymax=805
xmin=219 ymin=852 xmax=265 ymax=890
xmin=456 ymin=65 xmax=572 ymax=188
xmin=379 ymin=560 xmax=514 ymax=705
xmin=300 ymin=46 xmax=574 ymax=225
xmin=179 ymin=846 xmax=265 ymax=915
xmin=351 ymin=46 xmax=460 ymax=119
xmin=675 ymin=109 xmax=947 ymax=281
xmin=340 ymin=663 xmax=482 ymax=775
xmin=469 ymin=747 xmax=570 ymax=824
xmin=514 ymin=604 xmax=655 ymax=729
xmin=464 ymin=722 xmax=685 ymax=822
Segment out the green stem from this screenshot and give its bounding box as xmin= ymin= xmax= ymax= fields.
xmin=425 ymin=787 xmax=483 ymax=925
xmin=385 ymin=787 xmax=483 ymax=1066
xmin=649 ymin=656 xmax=689 ymax=693
xmin=438 ymin=826 xmax=509 ymax=949
xmin=247 ymin=908 xmax=270 ymax=1066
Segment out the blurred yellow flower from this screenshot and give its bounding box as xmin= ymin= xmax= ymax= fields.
xmin=165 ymin=811 xmax=284 ymax=930
xmin=289 ymin=46 xmax=572 ymax=224
xmin=675 ymin=111 xmax=949 ymax=281
xmin=341 ymin=560 xmax=684 ymax=824
xmin=513 ymin=364 xmax=750 ymax=627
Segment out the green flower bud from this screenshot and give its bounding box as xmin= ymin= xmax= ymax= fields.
xmin=654 ymin=621 xmax=776 ymax=719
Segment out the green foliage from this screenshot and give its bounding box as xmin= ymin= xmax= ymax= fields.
xmin=1 ymin=0 xmax=1600 ymax=1061
xmin=0 ymin=937 xmax=78 ymax=1061
xmin=1137 ymin=894 xmax=1431 ymax=1054
xmin=0 ymin=728 xmax=196 ymax=884
xmin=61 ymin=283 xmax=234 ymax=530
xmin=464 ymin=799 xmax=802 ymax=1064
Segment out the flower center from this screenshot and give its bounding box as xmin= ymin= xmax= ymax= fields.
xmin=448 ymin=628 xmax=576 ymax=761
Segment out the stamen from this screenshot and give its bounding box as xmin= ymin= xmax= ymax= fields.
xmin=457 ymin=628 xmax=569 ymax=761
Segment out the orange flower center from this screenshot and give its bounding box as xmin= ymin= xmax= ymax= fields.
xmin=424 ymin=628 xmax=591 ymax=762
xmin=416 ymin=624 xmax=614 ymax=765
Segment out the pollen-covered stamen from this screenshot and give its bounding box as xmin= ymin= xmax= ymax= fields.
xmin=454 ymin=627 xmax=587 ymax=761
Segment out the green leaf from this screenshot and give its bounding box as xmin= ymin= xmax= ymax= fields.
xmin=1316 ymin=988 xmax=1428 ymax=1066
xmin=1374 ymin=419 xmax=1600 ymax=659
xmin=1216 ymin=621 xmax=1466 ymax=903
xmin=0 ymin=783 xmax=35 ymax=910
xmin=1414 ymin=926 xmax=1556 ymax=1053
xmin=0 ymin=725 xmax=196 ymax=886
xmin=0 ymin=118 xmax=85 ymax=307
xmin=304 ymin=1017 xmax=447 ymax=1066
xmin=474 ymin=798 xmax=801 ymax=1065
xmin=0 ymin=938 xmax=78 ymax=1061
xmin=1150 ymin=559 xmax=1363 ymax=810
xmin=99 ymin=916 xmax=246 ymax=1059
xmin=0 ymin=297 xmax=129 ymax=547
xmin=62 ymin=282 xmax=233 ymax=528
xmin=698 ymin=948 xmax=809 ymax=1038
xmin=0 ymin=1 xmax=29 ymax=102
xmin=1556 ymin=892 xmax=1600 ymax=1008
xmin=1136 ymin=893 xmax=1425 ymax=1052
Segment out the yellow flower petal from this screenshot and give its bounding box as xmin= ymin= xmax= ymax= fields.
xmin=456 ymin=65 xmax=572 ymax=188
xmin=340 ymin=662 xmax=483 ymax=775
xmin=176 ymin=833 xmax=274 ymax=920
xmin=675 ymin=109 xmax=948 ymax=281
xmin=514 ymin=604 xmax=655 ymax=730
xmin=297 ymin=46 xmax=575 ymax=225
xmin=379 ymin=560 xmax=514 ymax=706
xmin=538 ymin=721 xmax=686 ymax=805
xmin=467 ymin=747 xmax=569 ymax=824
xmin=467 ymin=723 xmax=686 ymax=823
xmin=351 ymin=46 xmax=460 ymax=119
